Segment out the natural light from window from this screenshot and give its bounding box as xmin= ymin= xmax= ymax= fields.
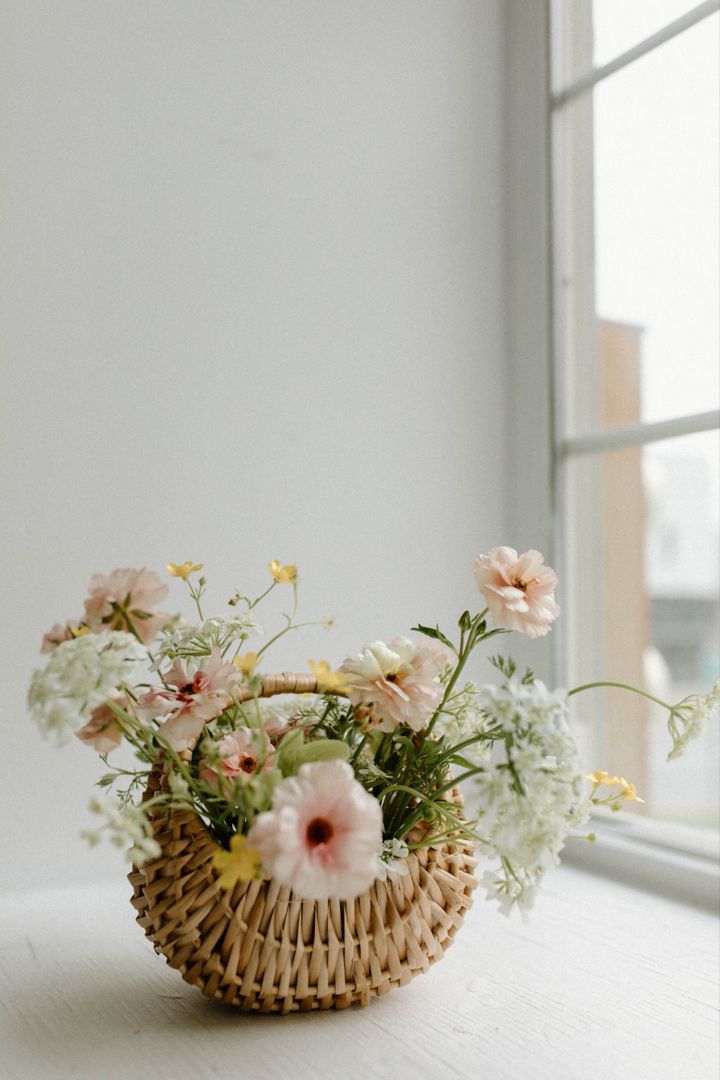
xmin=553 ymin=1 xmax=719 ymax=835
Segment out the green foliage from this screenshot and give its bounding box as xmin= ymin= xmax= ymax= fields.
xmin=489 ymin=654 xmax=535 ymax=684
xmin=274 ymin=730 xmax=350 ymax=776
xmin=411 ymin=623 xmax=457 ymax=654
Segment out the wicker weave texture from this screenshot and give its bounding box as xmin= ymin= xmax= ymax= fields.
xmin=128 ymin=673 xmax=479 ymax=1012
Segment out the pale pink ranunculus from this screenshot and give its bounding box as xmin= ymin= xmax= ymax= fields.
xmin=75 ymin=697 xmax=125 ymax=753
xmin=339 ymin=637 xmax=443 ymax=732
xmin=247 ymin=760 xmax=383 ymax=900
xmin=41 ymin=621 xmax=80 ymax=654
xmin=474 ymin=546 xmax=560 ymax=639
xmin=199 ymin=727 xmax=274 ymax=790
xmin=83 ymin=568 xmax=169 ymax=645
xmin=136 ymin=648 xmax=241 ymax=752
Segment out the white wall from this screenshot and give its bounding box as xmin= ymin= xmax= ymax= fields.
xmin=0 ymin=0 xmax=508 ymax=889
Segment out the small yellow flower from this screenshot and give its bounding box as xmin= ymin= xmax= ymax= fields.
xmin=586 ymin=770 xmax=644 ymax=806
xmin=617 ymin=778 xmax=643 ymax=803
xmin=268 ymin=560 xmax=298 ymax=584
xmin=586 ymin=770 xmax=622 ymax=787
xmin=167 ymin=561 xmax=204 ymax=580
xmin=233 ymin=651 xmax=258 ymax=677
xmin=309 ymin=659 xmax=351 ymax=694
xmin=70 ymin=625 xmax=91 ymax=638
xmin=212 ymin=834 xmax=263 ymax=890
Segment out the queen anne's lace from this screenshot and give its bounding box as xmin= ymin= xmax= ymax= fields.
xmin=155 ymin=614 xmax=262 ymax=661
xmin=27 ymin=632 xmax=146 ymax=743
xmin=83 ymin=796 xmax=161 ymax=867
xmin=472 ymin=680 xmax=591 ymax=916
xmin=433 ymin=682 xmax=491 ymax=765
xmin=667 ymin=680 xmax=720 ymax=761
xmin=377 ymin=837 xmax=410 ymax=881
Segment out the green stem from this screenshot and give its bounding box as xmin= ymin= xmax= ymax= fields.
xmin=350 ymin=733 xmax=370 ymax=767
xmin=431 ymin=765 xmax=487 ymax=798
xmin=426 ymin=608 xmax=489 ymax=737
xmin=255 ymin=618 xmax=328 ymax=660
xmin=568 ymin=681 xmax=673 ymax=712
xmin=249 ymin=582 xmax=277 ymax=610
xmin=434 ymin=727 xmax=503 ymax=768
xmin=189 ymin=587 xmax=205 ymax=622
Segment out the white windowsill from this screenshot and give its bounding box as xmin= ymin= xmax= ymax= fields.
xmin=1 ymin=867 xmax=718 ymax=1080
xmin=562 ymin=808 xmax=720 ymax=911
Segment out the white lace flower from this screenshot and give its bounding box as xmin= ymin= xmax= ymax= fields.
xmin=667 ymin=680 xmax=720 ymax=761
xmin=472 ymin=680 xmax=591 ymax=914
xmin=433 ymin=682 xmax=491 ymax=765
xmin=377 ymin=837 xmax=410 ymax=881
xmin=84 ymin=796 xmax=160 ymax=867
xmin=28 ymin=631 xmax=147 ymax=743
xmin=155 ymin=614 xmax=262 ymax=662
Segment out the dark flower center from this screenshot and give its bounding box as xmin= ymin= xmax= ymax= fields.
xmin=306 ymin=817 xmax=334 ymax=847
xmin=240 ymin=755 xmax=256 ymax=774
xmin=512 ymin=577 xmax=528 ymax=592
xmin=386 ymin=673 xmax=398 ymax=683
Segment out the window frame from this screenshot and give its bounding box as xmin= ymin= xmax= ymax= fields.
xmin=503 ymin=0 xmax=720 ymax=901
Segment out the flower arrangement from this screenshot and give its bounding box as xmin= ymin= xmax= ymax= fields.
xmin=29 ymin=550 xmax=718 ymax=920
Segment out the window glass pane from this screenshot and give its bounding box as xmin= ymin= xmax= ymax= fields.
xmin=593 ymin=0 xmax=702 ymax=67
xmin=557 ymin=15 xmax=719 ymax=434
xmin=566 ymin=430 xmax=720 ymax=830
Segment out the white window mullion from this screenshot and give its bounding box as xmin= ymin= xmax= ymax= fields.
xmin=558 ymin=408 xmax=720 ymax=458
xmin=552 ymin=0 xmax=720 ymax=109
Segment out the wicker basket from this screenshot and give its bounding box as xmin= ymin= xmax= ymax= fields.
xmin=129 ymin=673 xmax=478 ymax=1013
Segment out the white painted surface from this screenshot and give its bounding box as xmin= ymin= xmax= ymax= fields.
xmin=0 ymin=1 xmax=507 ymax=890
xmin=1 ymin=867 xmax=718 ymax=1079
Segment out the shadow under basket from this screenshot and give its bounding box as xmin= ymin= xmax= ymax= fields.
xmin=128 ymin=673 xmax=479 ymax=1013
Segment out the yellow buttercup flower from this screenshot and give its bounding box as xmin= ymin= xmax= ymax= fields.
xmin=586 ymin=770 xmax=644 ymax=806
xmin=617 ymin=778 xmax=643 ymax=803
xmin=268 ymin=560 xmax=298 ymax=584
xmin=233 ymin=651 xmax=258 ymax=677
xmin=167 ymin=561 xmax=204 ymax=580
xmin=586 ymin=770 xmax=622 ymax=787
xmin=212 ymin=834 xmax=263 ymax=890
xmin=309 ymin=659 xmax=351 ymax=694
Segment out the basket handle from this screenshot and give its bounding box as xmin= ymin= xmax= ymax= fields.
xmin=240 ymin=671 xmax=347 ymax=702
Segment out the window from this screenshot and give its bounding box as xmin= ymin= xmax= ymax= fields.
xmin=550 ymin=1 xmax=719 ymax=836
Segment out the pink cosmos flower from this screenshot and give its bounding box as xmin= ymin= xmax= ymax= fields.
xmin=247 ymin=760 xmax=383 ymax=900
xmin=136 ymin=648 xmax=241 ymax=752
xmin=199 ymin=727 xmax=274 ymax=790
xmin=75 ymin=697 xmax=125 ymax=753
xmin=340 ymin=637 xmax=443 ymax=732
xmin=41 ymin=621 xmax=81 ymax=654
xmin=83 ymin=568 xmax=169 ymax=645
xmin=473 ymin=546 xmax=560 ymax=639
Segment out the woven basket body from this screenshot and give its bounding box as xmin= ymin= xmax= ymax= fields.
xmin=129 ymin=673 xmax=478 ymax=1013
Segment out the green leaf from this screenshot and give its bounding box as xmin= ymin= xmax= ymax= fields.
xmin=411 ymin=624 xmax=456 ymax=652
xmin=278 ymin=733 xmax=350 ymax=775
xmin=275 ymin=729 xmax=305 ymax=774
xmin=489 ymin=654 xmax=516 ymax=678
xmin=295 ymin=740 xmax=350 ymax=768
xmin=479 ymin=627 xmax=511 ymax=641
